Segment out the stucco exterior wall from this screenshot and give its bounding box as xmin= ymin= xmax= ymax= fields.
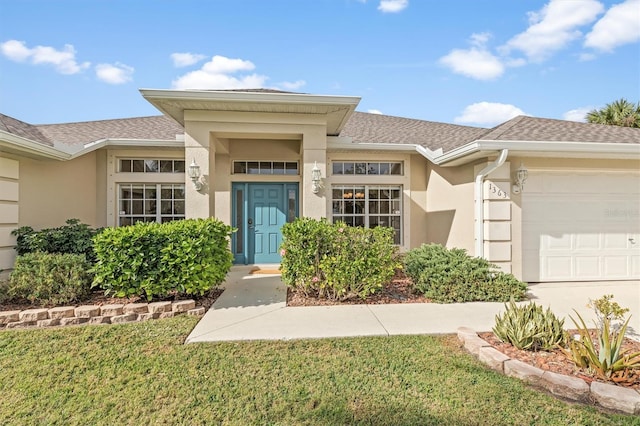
xmin=0 ymin=155 xmax=19 ymax=271
xmin=425 ymin=162 xmax=476 ymax=253
xmin=18 ymin=153 xmax=99 ymax=229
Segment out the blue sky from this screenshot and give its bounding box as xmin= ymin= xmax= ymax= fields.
xmin=1 ymin=0 xmax=639 ymax=128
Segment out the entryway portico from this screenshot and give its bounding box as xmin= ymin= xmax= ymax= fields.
xmin=140 ymin=89 xmax=361 ymax=263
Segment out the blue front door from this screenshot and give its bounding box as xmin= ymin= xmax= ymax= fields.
xmin=232 ymin=183 xmax=298 ymax=264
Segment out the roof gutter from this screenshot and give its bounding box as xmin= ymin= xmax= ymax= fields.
xmin=0 ymin=130 xmax=71 ymax=160
xmin=474 ymin=149 xmax=508 ymax=258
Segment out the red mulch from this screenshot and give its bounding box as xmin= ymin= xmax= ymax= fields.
xmin=286 ymin=270 xmax=640 ymax=390
xmin=0 ymin=288 xmax=224 ymax=312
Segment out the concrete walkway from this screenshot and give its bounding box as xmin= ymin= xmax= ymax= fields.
xmin=186 ymin=265 xmax=640 ymax=343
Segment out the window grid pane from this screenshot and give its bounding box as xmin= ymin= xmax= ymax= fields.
xmin=331 ymin=185 xmax=402 ymax=244
xmin=119 ymin=159 xmax=185 ymax=173
xmin=232 ymin=161 xmax=299 ymax=175
xmin=331 ymin=161 xmax=403 ymax=176
xmin=118 ymin=183 xmax=185 ymax=226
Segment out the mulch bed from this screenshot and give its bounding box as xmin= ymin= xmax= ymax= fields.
xmin=0 ymin=288 xmax=225 ymax=313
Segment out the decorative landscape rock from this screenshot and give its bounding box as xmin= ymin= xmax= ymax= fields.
xmin=48 ymin=307 xmax=75 ymax=319
xmin=456 ymin=328 xmax=638 ymax=413
xmin=0 ymin=299 xmax=204 ymax=331
xmin=590 ymin=381 xmax=640 ymax=415
xmin=0 ymin=311 xmax=20 ymax=325
xmin=19 ymin=309 xmax=48 ymax=322
xmin=75 ymin=305 xmax=100 ymax=318
xmin=123 ymin=303 xmax=150 ymax=314
xmin=111 ymin=313 xmax=138 ymax=324
xmin=148 ymin=301 xmax=172 ymax=314
xmin=172 ymin=300 xmax=196 ymax=313
xmin=100 ymin=304 xmax=124 ymax=316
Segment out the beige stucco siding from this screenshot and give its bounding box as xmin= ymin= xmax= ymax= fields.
xmin=425 ymin=162 xmax=476 ymax=253
xmin=0 ymin=155 xmax=19 ymax=271
xmin=19 ymin=153 xmax=99 ymax=229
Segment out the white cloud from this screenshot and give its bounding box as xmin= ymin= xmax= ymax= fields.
xmin=95 ymin=62 xmax=134 ymax=84
xmin=277 ymin=80 xmax=306 ymax=91
xmin=454 ymin=102 xmax=527 ymax=127
xmin=0 ymin=39 xmax=90 ymax=74
xmin=367 ymin=109 xmax=383 ymax=114
xmin=172 ymin=55 xmax=268 ymax=89
xmin=500 ymin=0 xmax=604 ymax=62
xmin=439 ymin=33 xmax=504 ymax=80
xmin=562 ymin=107 xmax=592 ymax=122
xmin=585 ymin=0 xmax=640 ymax=52
xmin=171 ymin=52 xmax=207 ymax=67
xmin=579 ymin=52 xmax=597 ymax=61
xmin=378 ymin=0 xmax=408 ymax=13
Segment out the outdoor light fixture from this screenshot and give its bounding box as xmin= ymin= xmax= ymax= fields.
xmin=512 ymin=163 xmax=529 ymax=194
xmin=311 ymin=161 xmax=322 ymax=194
xmin=188 ymin=159 xmax=203 ymax=191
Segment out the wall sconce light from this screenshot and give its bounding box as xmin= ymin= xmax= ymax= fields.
xmin=512 ymin=163 xmax=529 ymax=194
xmin=311 ymin=161 xmax=322 ymax=194
xmin=188 ymin=159 xmax=204 ymax=191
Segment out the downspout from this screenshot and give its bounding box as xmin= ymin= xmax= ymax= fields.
xmin=474 ymin=149 xmax=508 ymax=258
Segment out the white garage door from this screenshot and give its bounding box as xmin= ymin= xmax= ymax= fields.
xmin=523 ymin=172 xmax=640 ymax=282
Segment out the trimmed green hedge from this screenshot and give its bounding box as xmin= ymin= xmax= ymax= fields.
xmin=8 ymin=252 xmax=92 ymax=306
xmin=280 ymin=218 xmax=399 ymax=300
xmin=405 ymin=244 xmax=527 ymax=303
xmin=11 ymin=219 xmax=101 ymax=263
xmin=92 ymin=219 xmax=234 ymax=300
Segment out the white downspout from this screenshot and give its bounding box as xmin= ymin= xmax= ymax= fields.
xmin=474 ymin=149 xmax=508 ymax=258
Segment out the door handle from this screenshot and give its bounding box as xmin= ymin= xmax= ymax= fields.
xmin=630 ymin=238 xmax=636 ymax=245
xmin=248 ymin=218 xmax=254 ymax=229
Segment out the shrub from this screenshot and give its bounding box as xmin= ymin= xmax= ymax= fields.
xmin=562 ymin=295 xmax=640 ymax=382
xmin=404 ymin=244 xmax=527 ymax=303
xmin=11 ymin=219 xmax=101 ymax=262
xmin=493 ymin=300 xmax=565 ymax=351
xmin=7 ymin=252 xmax=92 ymax=305
xmin=280 ymin=218 xmax=399 ymax=300
xmin=92 ymin=218 xmax=234 ymax=300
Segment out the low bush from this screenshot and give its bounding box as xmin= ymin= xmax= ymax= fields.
xmin=92 ymin=218 xmax=234 ymax=300
xmin=11 ymin=219 xmax=101 ymax=262
xmin=7 ymin=252 xmax=92 ymax=305
xmin=493 ymin=300 xmax=566 ymax=351
xmin=280 ymin=218 xmax=399 ymax=300
xmin=404 ymin=244 xmax=527 ymax=303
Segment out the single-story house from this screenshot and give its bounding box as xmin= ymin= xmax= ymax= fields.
xmin=1 ymin=89 xmax=639 ymax=283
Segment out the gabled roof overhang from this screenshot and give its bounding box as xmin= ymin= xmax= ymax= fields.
xmin=328 ymin=136 xmax=640 ymax=166
xmin=140 ymin=89 xmax=361 ymax=135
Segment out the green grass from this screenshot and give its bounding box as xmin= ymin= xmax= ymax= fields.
xmin=0 ymin=317 xmax=635 ymax=425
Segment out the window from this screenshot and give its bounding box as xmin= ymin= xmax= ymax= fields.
xmin=232 ymin=161 xmax=298 ymax=175
xmin=119 ymin=159 xmax=185 ymax=173
xmin=118 ymin=184 xmax=185 ymax=226
xmin=332 ymin=161 xmax=403 ymax=176
xmin=332 ymin=185 xmax=402 ymax=244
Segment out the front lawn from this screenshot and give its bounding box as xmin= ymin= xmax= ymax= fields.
xmin=0 ymin=317 xmax=632 ymax=425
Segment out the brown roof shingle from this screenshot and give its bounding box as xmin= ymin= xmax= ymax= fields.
xmin=341 ymin=111 xmax=488 ymax=152
xmin=480 ymin=115 xmax=640 ymax=144
xmin=36 ymin=115 xmax=184 ymax=145
xmin=0 ymin=113 xmax=53 ymax=146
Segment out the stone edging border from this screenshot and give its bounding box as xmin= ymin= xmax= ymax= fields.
xmin=0 ymin=300 xmax=205 ymax=330
xmin=457 ymin=327 xmax=640 ymax=415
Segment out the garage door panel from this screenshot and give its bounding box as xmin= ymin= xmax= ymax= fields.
xmin=522 ymin=172 xmax=640 ymax=282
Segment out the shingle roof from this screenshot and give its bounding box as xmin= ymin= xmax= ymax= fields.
xmin=480 ymin=115 xmax=640 ymax=144
xmin=341 ymin=111 xmax=488 ymax=152
xmin=36 ymin=115 xmax=184 ymax=145
xmin=0 ymin=113 xmax=53 ymax=146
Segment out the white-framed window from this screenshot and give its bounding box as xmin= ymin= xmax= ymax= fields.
xmin=232 ymin=161 xmax=299 ymax=175
xmin=331 ymin=185 xmax=402 ymax=244
xmin=332 ymin=161 xmax=403 ymax=176
xmin=119 ymin=159 xmax=185 ymax=173
xmin=118 ymin=183 xmax=185 ymax=226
